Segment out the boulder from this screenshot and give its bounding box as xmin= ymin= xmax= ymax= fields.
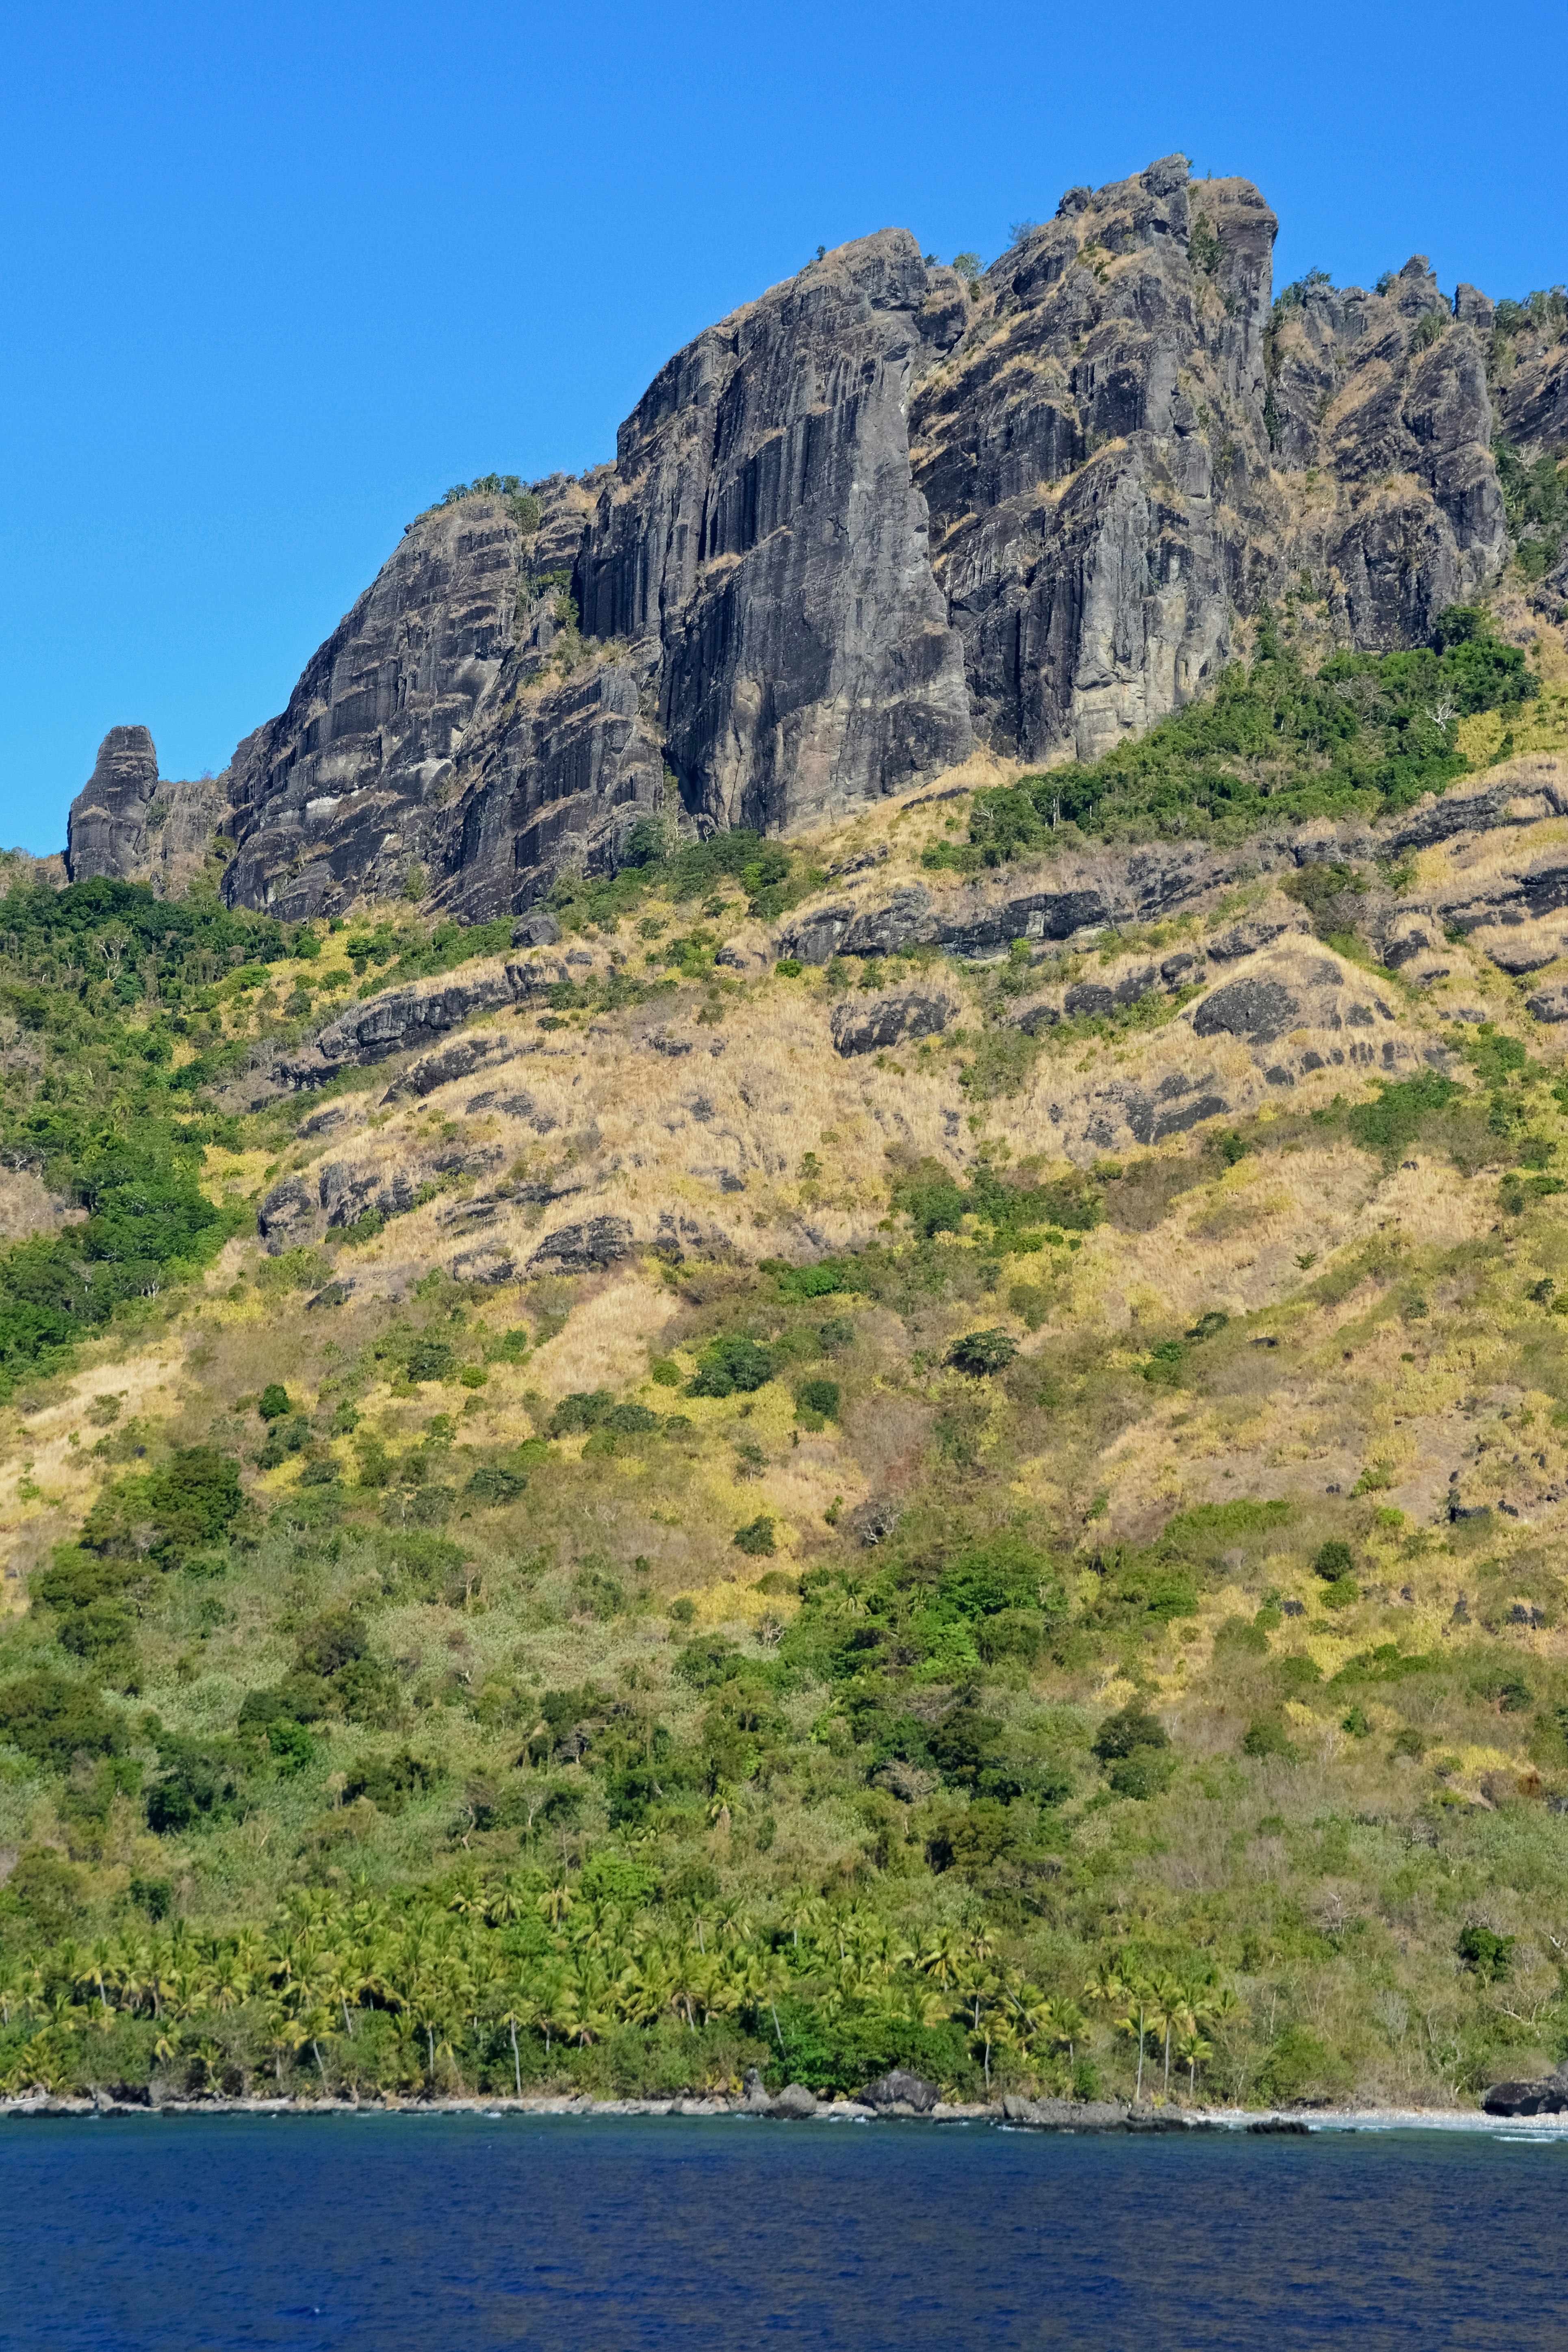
xmin=830 ymin=988 xmax=957 ymax=1057
xmin=382 ymin=1034 xmax=518 ymax=1101
xmin=1527 ymin=984 xmax=1568 ymax=1024
xmin=256 ymin=1175 xmax=319 ymax=1256
xmin=1206 ymin=918 xmax=1308 ymax=963
xmin=1192 ymin=976 xmax=1303 ymax=1046
xmin=778 ymin=902 xmax=857 ymax=967
xmin=511 ymin=912 xmax=561 ymax=948
xmin=861 ymin=2069 xmax=938 ymax=2114
xmin=848 ymin=1497 xmax=900 ymax=1546
xmin=450 ymin=1245 xmax=516 ymax=1285
xmin=768 ymin=2083 xmax=820 ymax=2119
xmin=528 ymin=1216 xmax=634 ymax=1274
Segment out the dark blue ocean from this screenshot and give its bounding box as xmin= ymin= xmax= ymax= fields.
xmin=3 ymin=2114 xmax=1563 ymax=2350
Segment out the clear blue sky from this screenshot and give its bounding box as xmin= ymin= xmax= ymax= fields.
xmin=3 ymin=0 xmax=1565 ymax=854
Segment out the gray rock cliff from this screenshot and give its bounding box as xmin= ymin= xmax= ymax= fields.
xmin=65 ymin=158 xmax=1540 ymax=917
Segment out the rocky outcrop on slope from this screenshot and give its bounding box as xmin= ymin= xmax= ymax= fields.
xmin=65 ymin=728 xmax=225 ymax=893
xmin=204 ymin=477 xmax=670 ymax=924
xmin=774 ymin=758 xmax=1568 ymax=977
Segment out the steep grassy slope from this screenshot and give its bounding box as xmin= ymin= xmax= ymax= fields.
xmin=9 ymin=620 xmax=1568 ymax=2111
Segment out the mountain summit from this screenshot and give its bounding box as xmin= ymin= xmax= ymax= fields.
xmin=67 ymin=154 xmax=1561 ymax=928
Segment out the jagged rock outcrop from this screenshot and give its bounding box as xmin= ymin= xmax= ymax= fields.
xmin=65 ymin=157 xmax=1536 ymax=917
xmin=211 ymin=491 xmax=658 ymax=922
xmin=65 ymin=728 xmax=225 ymax=893
xmin=1263 ymin=254 xmax=1506 ymax=642
xmin=913 ymin=158 xmax=1276 ymax=762
xmin=829 ymin=985 xmax=958 ymax=1056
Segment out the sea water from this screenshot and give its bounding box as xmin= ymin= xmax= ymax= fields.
xmin=3 ymin=2113 xmax=1563 ymax=2350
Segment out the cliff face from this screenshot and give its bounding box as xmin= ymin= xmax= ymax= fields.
xmin=912 ymin=158 xmax=1277 ymax=764
xmin=65 ymin=156 xmax=1535 ymax=918
xmin=1263 ymin=255 xmax=1505 ymax=644
xmin=575 ymin=230 xmax=974 ymax=837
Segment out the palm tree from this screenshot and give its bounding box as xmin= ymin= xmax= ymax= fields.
xmin=1175 ymin=2025 xmax=1213 ymax=2099
xmin=919 ymin=1927 xmax=967 ymax=1991
xmin=498 ymin=1999 xmax=535 ymax=2097
xmin=1146 ymin=1971 xmax=1190 ymax=2100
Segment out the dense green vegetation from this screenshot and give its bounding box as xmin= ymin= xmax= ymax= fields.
xmin=8 ymin=1083 xmax=1568 ymax=2109
xmin=0 ymin=877 xmax=306 ymax=1392
xmin=926 ymin=609 xmax=1535 ymax=866
xmin=546 ymin=826 xmax=826 ymax=933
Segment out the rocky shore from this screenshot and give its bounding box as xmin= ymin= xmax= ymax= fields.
xmin=3 ymin=2084 xmax=1555 ymax=2133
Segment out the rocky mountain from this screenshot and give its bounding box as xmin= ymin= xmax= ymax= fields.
xmin=65 ymin=154 xmax=1561 ymax=921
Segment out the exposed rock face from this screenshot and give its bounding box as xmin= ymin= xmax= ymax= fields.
xmin=66 ymin=160 xmax=1531 ymax=918
xmin=1264 ymin=254 xmax=1506 ymax=642
xmin=913 ymin=159 xmax=1275 ymax=763
xmin=528 ymin=1216 xmax=634 ymax=1274
xmin=66 ymin=727 xmax=157 ymax=880
xmin=218 ymin=496 xmax=574 ymax=919
xmin=65 ymin=728 xmax=225 ymax=893
xmin=575 ymin=231 xmax=974 ymax=837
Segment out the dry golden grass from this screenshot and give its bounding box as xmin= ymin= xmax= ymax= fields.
xmin=526 ymin=1266 xmax=679 ymax=1400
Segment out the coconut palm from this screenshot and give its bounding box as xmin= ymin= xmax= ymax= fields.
xmin=1145 ymin=1971 xmax=1191 ymax=2099
xmin=1175 ymin=2025 xmax=1214 ymax=2098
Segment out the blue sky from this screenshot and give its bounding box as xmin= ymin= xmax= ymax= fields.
xmin=3 ymin=0 xmax=1565 ymax=854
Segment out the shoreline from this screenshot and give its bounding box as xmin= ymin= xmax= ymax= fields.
xmin=3 ymin=2090 xmax=1564 ymax=2135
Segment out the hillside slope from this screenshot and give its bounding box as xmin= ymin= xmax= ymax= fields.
xmin=10 ymin=611 xmax=1568 ymax=2111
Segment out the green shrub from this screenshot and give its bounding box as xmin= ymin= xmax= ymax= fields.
xmin=689 ymin=1337 xmax=776 ymax=1397
xmin=550 ymin=1390 xmax=614 ymax=1435
xmin=144 ymin=1731 xmax=244 ymax=1834
xmin=342 ymin=1749 xmax=440 ymax=1813
xmin=0 ymin=1671 xmax=127 ymax=1771
xmin=1214 ymin=1613 xmax=1271 ymax=1656
xmin=795 ymin=1378 xmax=840 ymax=1422
xmin=1242 ymin=1717 xmax=1298 ymax=1761
xmin=1108 ymin=1750 xmax=1174 ymax=1799
xmin=80 ymin=1448 xmax=243 ymax=1568
xmin=1313 ymin=1540 xmax=1354 ymax=1581
xmin=464 ymin=1465 xmax=527 ymax=1504
xmin=948 ymin=1329 xmax=1017 ymax=1376
xmin=733 ymin=1516 xmax=777 ymax=1557
xmin=405 ymin=1337 xmax=455 ymax=1384
xmin=607 ymin=1402 xmax=659 ymax=1434
xmin=1092 ymin=1705 xmax=1169 ymax=1763
xmin=1457 ymin=1924 xmax=1515 ymax=1981
xmin=773 ymin=1257 xmax=860 ymax=1301
xmin=258 ymin=1383 xmax=291 ymax=1420
xmin=1347 ymin=1071 xmax=1466 ymax=1165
